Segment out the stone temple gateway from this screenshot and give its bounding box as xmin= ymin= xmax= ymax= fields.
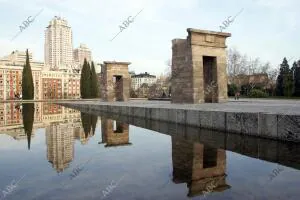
xmin=101 ymin=61 xmax=131 ymax=102
xmin=171 ymin=28 xmax=231 ymax=103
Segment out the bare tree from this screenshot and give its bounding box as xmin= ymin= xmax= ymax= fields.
xmin=164 ymin=59 xmax=172 ymax=77
xmin=248 ymin=58 xmax=261 ymax=74
xmin=260 ymin=62 xmax=271 ymax=74
xmin=227 ymin=48 xmax=248 ymax=76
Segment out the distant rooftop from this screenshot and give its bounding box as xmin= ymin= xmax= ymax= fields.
xmin=131 ymin=72 xmax=156 ymax=78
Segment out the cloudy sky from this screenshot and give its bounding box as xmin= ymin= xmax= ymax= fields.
xmin=0 ymin=0 xmax=298 ymax=75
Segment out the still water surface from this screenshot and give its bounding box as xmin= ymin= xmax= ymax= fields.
xmin=0 ymin=103 xmax=299 ymax=200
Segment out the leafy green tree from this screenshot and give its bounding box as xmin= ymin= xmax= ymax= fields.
xmin=22 ymin=103 xmax=34 ymax=150
xmin=90 ymin=61 xmax=100 ymax=98
xmin=22 ymin=49 xmax=34 ymax=99
xmin=80 ymin=59 xmax=91 ymax=98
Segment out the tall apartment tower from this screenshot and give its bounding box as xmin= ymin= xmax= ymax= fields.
xmin=46 ymin=122 xmax=74 ymax=172
xmin=45 ymin=16 xmax=73 ymax=70
xmin=73 ymin=43 xmax=92 ymax=68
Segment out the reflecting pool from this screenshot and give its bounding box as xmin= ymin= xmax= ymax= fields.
xmin=0 ymin=103 xmax=299 ymax=200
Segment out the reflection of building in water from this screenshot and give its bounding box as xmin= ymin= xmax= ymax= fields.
xmin=171 ymin=137 xmax=230 ymax=197
xmin=0 ymin=103 xmax=5 ymax=126
xmin=0 ymin=103 xmax=43 ymax=128
xmin=0 ymin=103 xmax=43 ymax=144
xmin=46 ymin=122 xmax=75 ymax=172
xmin=101 ymin=117 xmax=131 ymax=147
xmin=3 ymin=103 xmax=22 ymax=126
xmin=42 ymin=103 xmax=62 ymax=115
xmin=0 ymin=103 xmax=99 ymax=172
xmin=0 ymin=127 xmax=37 ymax=141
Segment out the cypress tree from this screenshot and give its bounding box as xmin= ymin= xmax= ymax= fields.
xmin=294 ymin=61 xmax=300 ymax=96
xmin=80 ymin=59 xmax=86 ymax=98
xmin=292 ymin=62 xmax=297 ymax=96
xmin=80 ymin=112 xmax=98 ymax=137
xmin=81 ymin=112 xmax=92 ymax=138
xmin=86 ymin=62 xmax=92 ymax=98
xmin=22 ymin=103 xmax=34 ymax=150
xmin=80 ymin=59 xmax=91 ymax=98
xmin=282 ymin=58 xmax=293 ymax=97
xmin=22 ymin=49 xmax=34 ymax=99
xmin=276 ymin=58 xmax=285 ymax=96
xmin=91 ymin=115 xmax=98 ymax=136
xmin=90 ymin=61 xmax=100 ymax=98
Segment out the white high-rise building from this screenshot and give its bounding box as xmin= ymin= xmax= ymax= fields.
xmin=73 ymin=43 xmax=92 ymax=68
xmin=45 ymin=16 xmax=73 ymax=70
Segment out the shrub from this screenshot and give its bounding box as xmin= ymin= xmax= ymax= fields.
xmin=248 ymin=89 xmax=268 ymax=98
xmin=228 ymin=84 xmax=237 ymax=96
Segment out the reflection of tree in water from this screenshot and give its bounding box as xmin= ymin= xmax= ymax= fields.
xmin=22 ymin=103 xmax=34 ymax=150
xmin=91 ymin=114 xmax=98 ymax=136
xmin=80 ymin=112 xmax=98 ymax=138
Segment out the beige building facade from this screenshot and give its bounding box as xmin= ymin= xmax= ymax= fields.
xmin=0 ymin=51 xmax=80 ymax=100
xmin=73 ymin=43 xmax=92 ymax=68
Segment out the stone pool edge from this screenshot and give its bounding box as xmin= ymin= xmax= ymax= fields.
xmin=57 ymin=102 xmax=300 ymax=143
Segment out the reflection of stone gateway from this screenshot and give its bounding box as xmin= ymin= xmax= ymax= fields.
xmin=171 ymin=28 xmax=231 ymax=103
xmin=101 ymin=117 xmax=131 ymax=147
xmin=171 ymin=137 xmax=230 ymax=198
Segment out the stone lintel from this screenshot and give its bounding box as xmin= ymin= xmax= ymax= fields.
xmin=187 ymin=28 xmax=231 ymax=37
xmin=103 ymin=61 xmax=131 ymax=65
xmin=105 ymin=143 xmax=132 ymax=147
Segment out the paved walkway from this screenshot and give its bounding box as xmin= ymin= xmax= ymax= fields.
xmin=60 ymin=98 xmax=300 ymax=115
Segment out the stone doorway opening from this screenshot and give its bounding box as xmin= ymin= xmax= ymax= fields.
xmin=203 ymin=56 xmax=218 ymax=103
xmin=203 ymin=146 xmax=218 ymax=168
xmin=113 ymin=121 xmax=124 ymax=133
xmin=114 ymin=75 xmax=123 ymax=101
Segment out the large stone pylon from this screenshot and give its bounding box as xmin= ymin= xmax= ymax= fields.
xmin=171 ymin=28 xmax=231 ymax=103
xmin=101 ymin=61 xmax=131 ymax=102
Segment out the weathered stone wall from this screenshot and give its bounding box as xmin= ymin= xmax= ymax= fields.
xmin=171 ymin=39 xmax=193 ymax=103
xmin=101 ymin=61 xmax=130 ymax=102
